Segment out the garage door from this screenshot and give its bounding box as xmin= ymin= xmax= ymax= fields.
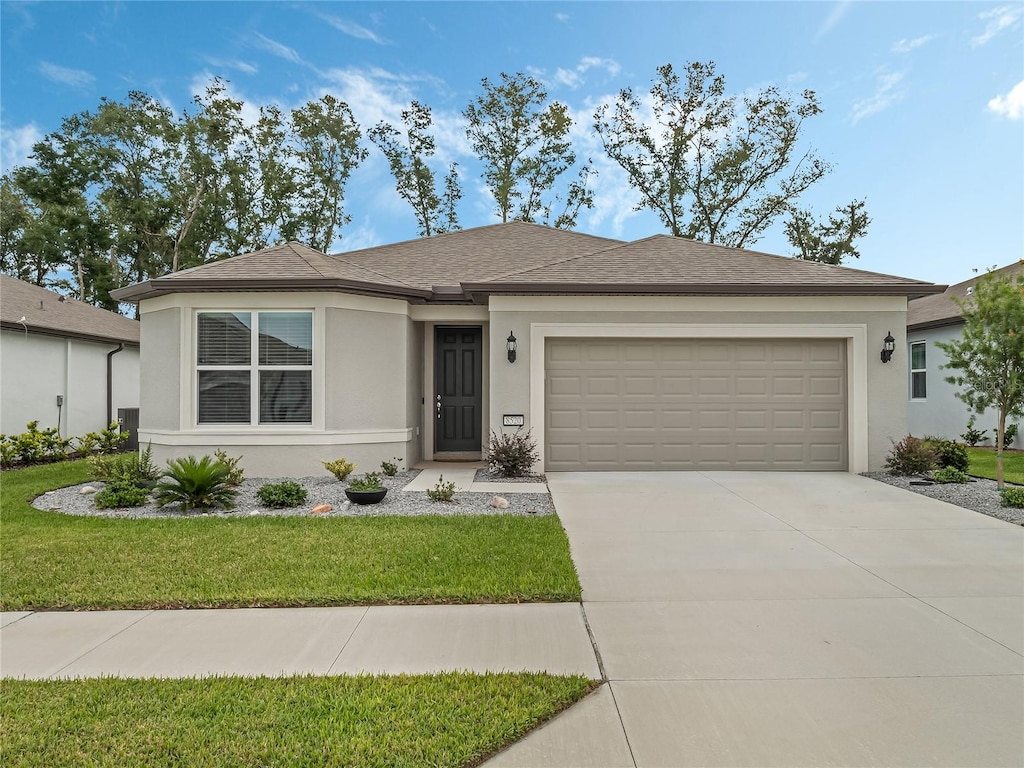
xmin=545 ymin=338 xmax=847 ymax=471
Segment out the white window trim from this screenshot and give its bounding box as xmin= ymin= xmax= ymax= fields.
xmin=192 ymin=309 xmax=320 ymax=430
xmin=909 ymin=340 xmax=927 ymax=401
xmin=529 ymin=323 xmax=870 ymax=474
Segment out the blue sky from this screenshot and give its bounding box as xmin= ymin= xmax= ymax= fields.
xmin=1 ymin=1 xmax=1021 ymax=286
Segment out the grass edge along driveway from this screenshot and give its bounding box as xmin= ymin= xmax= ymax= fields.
xmin=1 ymin=461 xmax=581 ymax=610
xmin=1 ymin=673 xmax=598 ymax=768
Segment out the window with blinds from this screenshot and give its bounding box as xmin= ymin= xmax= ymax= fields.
xmin=197 ymin=311 xmax=312 ymax=425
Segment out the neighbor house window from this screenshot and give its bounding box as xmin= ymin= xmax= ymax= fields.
xmin=197 ymin=311 xmax=312 ymax=425
xmin=910 ymin=341 xmax=926 ymax=399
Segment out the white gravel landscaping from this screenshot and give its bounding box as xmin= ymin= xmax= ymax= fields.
xmin=33 ymin=469 xmax=556 ymax=519
xmin=863 ymin=472 xmax=1024 ymax=526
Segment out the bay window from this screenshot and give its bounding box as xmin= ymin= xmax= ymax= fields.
xmin=197 ymin=311 xmax=312 ymax=425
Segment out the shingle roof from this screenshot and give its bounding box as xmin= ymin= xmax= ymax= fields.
xmin=0 ymin=274 xmax=139 ymax=345
xmin=466 ymin=234 xmax=942 ymax=296
xmin=337 ymin=221 xmax=624 ymax=289
xmin=111 ymin=223 xmax=944 ymax=303
xmin=907 ymin=260 xmax=1023 ymax=331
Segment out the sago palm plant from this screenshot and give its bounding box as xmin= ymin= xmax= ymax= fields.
xmin=153 ymin=455 xmax=238 ymax=512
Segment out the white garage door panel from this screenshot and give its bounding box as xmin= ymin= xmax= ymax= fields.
xmin=545 ymin=338 xmax=848 ymax=471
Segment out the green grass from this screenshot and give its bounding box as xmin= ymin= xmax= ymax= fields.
xmin=965 ymin=446 xmax=1024 ymax=485
xmin=0 ymin=461 xmax=581 ymax=610
xmin=0 ymin=673 xmax=597 ymax=767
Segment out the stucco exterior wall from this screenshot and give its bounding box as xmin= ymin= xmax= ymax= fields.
xmin=488 ymin=296 xmax=909 ymax=472
xmin=0 ymin=329 xmax=140 ymax=437
xmin=139 ymin=307 xmax=181 ymax=431
xmin=136 ymin=292 xmax=421 ymax=477
xmin=907 ymin=324 xmax=1021 ymax=448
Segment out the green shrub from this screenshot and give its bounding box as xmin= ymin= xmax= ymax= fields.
xmin=256 ymin=481 xmax=308 ymax=508
xmin=1002 ymin=423 xmax=1019 ymax=446
xmin=884 ymin=435 xmax=938 ymax=476
xmin=960 ymin=421 xmax=989 ymax=447
xmin=1000 ymin=487 xmax=1024 ymax=509
xmin=213 ymin=449 xmax=245 ymax=486
xmin=323 ymin=458 xmax=356 ymax=480
xmin=153 ymin=456 xmax=238 ymax=512
xmin=96 ymin=422 xmax=129 ymax=454
xmin=94 ymin=480 xmax=151 ymax=509
xmin=380 ymin=457 xmax=402 ymax=477
xmin=348 ymin=472 xmax=384 ymax=492
xmin=487 ymin=429 xmax=539 ymax=478
xmin=931 ymin=466 xmax=969 ymax=484
xmin=927 ymin=439 xmax=970 ymax=472
xmin=1 ymin=421 xmax=73 ymax=465
xmin=74 ymin=432 xmax=100 ymax=458
xmin=426 ymin=475 xmax=456 ymax=502
xmin=89 ymin=444 xmax=161 ymax=487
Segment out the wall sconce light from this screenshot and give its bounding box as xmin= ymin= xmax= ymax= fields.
xmin=507 ymin=331 xmax=517 ymax=363
xmin=880 ymin=331 xmax=895 ymax=364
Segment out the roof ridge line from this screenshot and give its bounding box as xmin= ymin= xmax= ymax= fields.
xmin=484 ymin=238 xmax=634 ymax=281
xmin=329 ymin=254 xmax=420 ymax=289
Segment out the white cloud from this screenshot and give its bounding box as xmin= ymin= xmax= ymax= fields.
xmin=37 ymin=61 xmax=94 ymax=88
xmin=317 ymin=66 xmax=469 ymax=161
xmin=850 ymin=69 xmax=906 ymax=124
xmin=971 ymin=4 xmax=1022 ymax=47
xmin=555 ymin=12 xmax=569 ymax=23
xmin=988 ymin=80 xmax=1024 ymax=120
xmin=314 ymin=11 xmax=387 ymax=44
xmin=250 ymin=32 xmax=304 ymax=65
xmin=891 ymin=34 xmax=934 ymax=54
xmin=1 ymin=123 xmax=42 ymax=172
xmin=204 ymin=57 xmax=258 ymax=76
xmin=551 ymin=57 xmax=621 ymax=90
xmin=816 ymin=1 xmax=852 ymax=39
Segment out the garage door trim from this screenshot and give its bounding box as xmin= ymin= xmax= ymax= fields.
xmin=529 ymin=323 xmax=868 ymax=473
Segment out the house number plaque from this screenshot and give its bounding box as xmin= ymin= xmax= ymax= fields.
xmin=502 ymin=414 xmax=525 ymax=427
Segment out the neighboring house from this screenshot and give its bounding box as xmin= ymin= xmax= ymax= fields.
xmin=111 ymin=222 xmax=943 ymax=477
xmin=0 ymin=274 xmax=140 ymax=438
xmin=906 ymin=261 xmax=1023 ymax=448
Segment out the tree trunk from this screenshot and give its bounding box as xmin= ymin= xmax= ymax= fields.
xmin=996 ymin=408 xmax=1006 ymax=489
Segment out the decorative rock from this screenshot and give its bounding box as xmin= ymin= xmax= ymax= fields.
xmin=79 ymin=485 xmax=98 ymax=495
xmin=249 ymin=510 xmax=260 ymax=516
xmin=311 ymin=503 xmax=332 ymax=515
xmin=490 ymin=495 xmax=509 ymax=509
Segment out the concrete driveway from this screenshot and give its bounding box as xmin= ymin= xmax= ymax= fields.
xmin=488 ymin=472 xmax=1024 ymax=768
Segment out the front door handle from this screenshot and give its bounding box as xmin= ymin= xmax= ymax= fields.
xmin=436 ymin=394 xmax=442 ymax=419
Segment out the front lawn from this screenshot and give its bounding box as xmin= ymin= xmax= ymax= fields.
xmin=966 ymin=446 xmax=1024 ymax=485
xmin=1 ymin=673 xmax=597 ymax=767
xmin=1 ymin=461 xmax=581 ymax=610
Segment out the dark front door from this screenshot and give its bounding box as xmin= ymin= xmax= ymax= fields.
xmin=434 ymin=326 xmax=483 ymax=453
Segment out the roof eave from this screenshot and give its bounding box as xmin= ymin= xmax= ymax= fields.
xmin=907 ymin=316 xmax=964 ymax=333
xmin=0 ymin=321 xmax=140 ymax=346
xmin=111 ymin=277 xmax=433 ymax=303
xmin=461 ymin=282 xmax=948 ymax=301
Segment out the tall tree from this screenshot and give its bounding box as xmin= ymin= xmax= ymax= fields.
xmin=595 ymin=61 xmax=833 ymax=247
xmin=290 ymin=95 xmax=367 ymax=253
xmin=368 ymin=101 xmax=461 ymax=237
xmin=464 ymin=72 xmax=594 ymax=229
xmin=786 ymin=199 xmax=871 ymax=265
xmin=936 ymin=268 xmax=1024 ymax=488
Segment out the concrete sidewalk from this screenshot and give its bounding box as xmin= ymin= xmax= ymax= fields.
xmin=0 ymin=603 xmax=600 ymax=680
xmin=403 ymin=461 xmax=548 ymax=494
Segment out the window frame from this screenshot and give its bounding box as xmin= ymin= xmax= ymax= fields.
xmin=909 ymin=340 xmax=927 ymax=400
xmin=195 ymin=309 xmax=315 ymax=427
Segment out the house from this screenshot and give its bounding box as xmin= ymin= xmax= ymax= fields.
xmin=906 ymin=261 xmax=1023 ymax=448
xmin=110 ymin=222 xmax=944 ymax=477
xmin=0 ymin=274 xmax=140 ymax=439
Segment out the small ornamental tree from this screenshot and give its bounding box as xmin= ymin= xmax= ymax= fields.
xmin=936 ymin=266 xmax=1024 ymax=488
